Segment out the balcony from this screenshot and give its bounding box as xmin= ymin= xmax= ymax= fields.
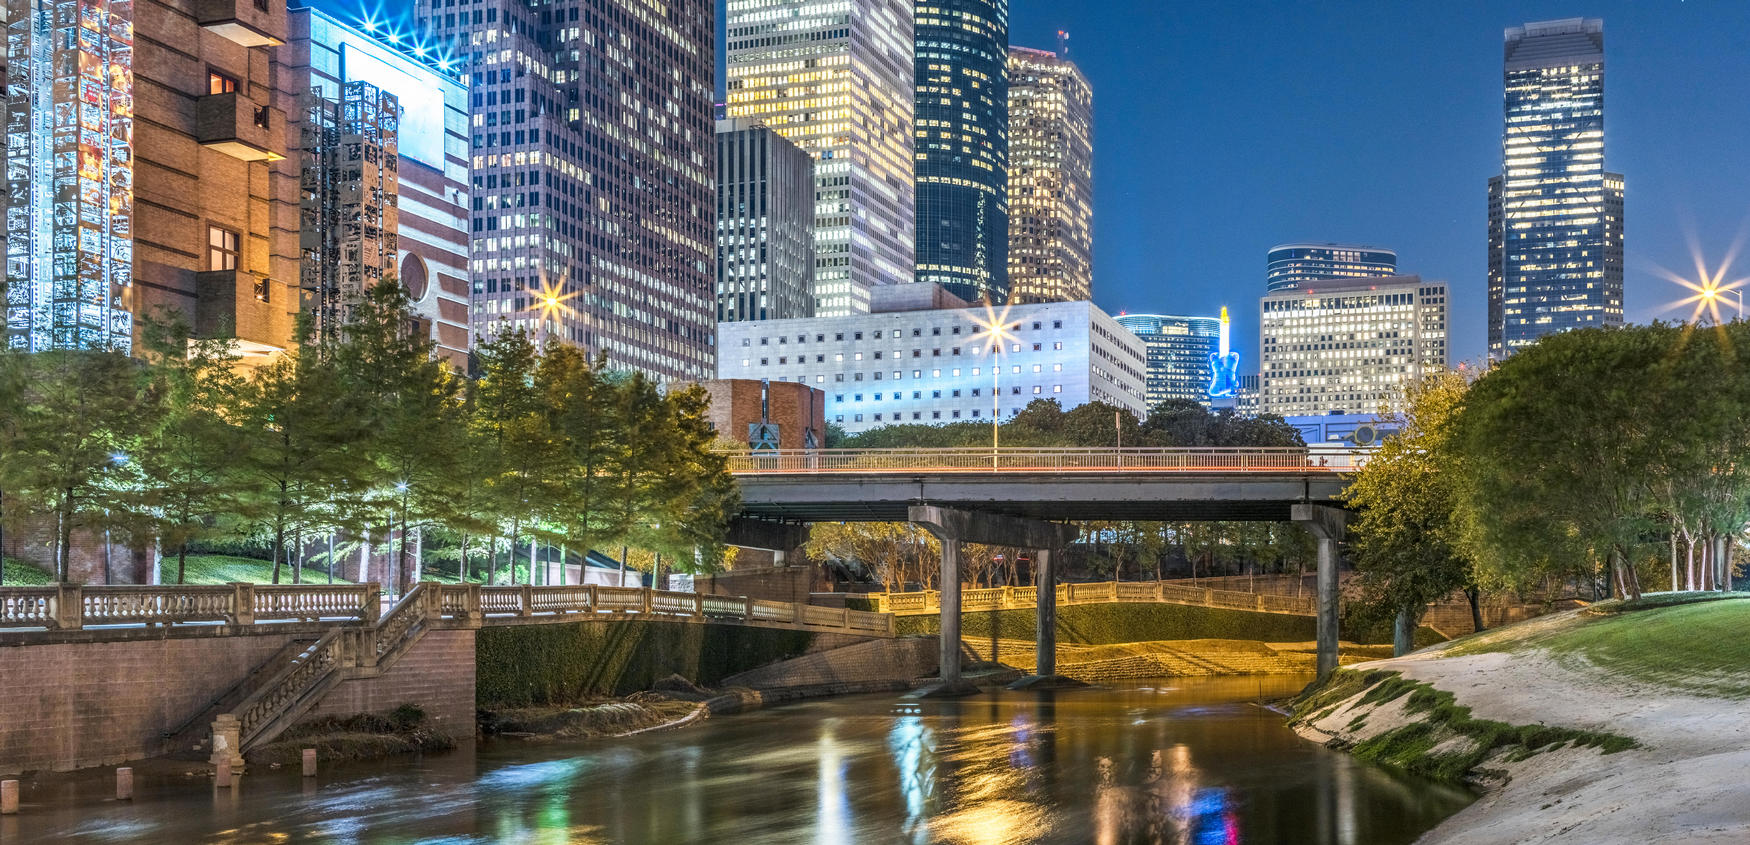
xmin=196 ymin=92 xmax=285 ymax=162
xmin=195 ymin=270 xmax=284 ymax=359
xmin=194 ymin=0 xmax=286 ymax=47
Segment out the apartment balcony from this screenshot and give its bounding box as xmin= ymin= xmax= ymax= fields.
xmin=196 ymin=92 xmax=285 ymax=162
xmin=194 ymin=0 xmax=286 ymax=47
xmin=195 ymin=270 xmax=285 ymax=360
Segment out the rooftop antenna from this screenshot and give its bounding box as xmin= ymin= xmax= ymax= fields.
xmin=1057 ymin=29 xmax=1070 ymax=57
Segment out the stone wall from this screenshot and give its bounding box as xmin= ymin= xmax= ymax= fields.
xmin=305 ymin=630 xmax=478 ymax=737
xmin=0 ymin=630 xmax=305 ymax=774
xmin=720 ymin=637 xmax=939 ymax=692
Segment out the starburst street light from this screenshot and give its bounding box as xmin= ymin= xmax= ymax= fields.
xmin=1654 ymin=241 xmax=1748 ymax=325
xmin=967 ymin=302 xmax=1019 ymax=455
xmin=533 ymin=275 xmax=576 ymax=346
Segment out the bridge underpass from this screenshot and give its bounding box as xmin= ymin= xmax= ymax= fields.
xmin=728 ymin=447 xmax=1359 ymax=694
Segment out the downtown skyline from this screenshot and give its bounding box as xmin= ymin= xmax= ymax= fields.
xmin=1004 ymin=0 xmax=1750 ymax=366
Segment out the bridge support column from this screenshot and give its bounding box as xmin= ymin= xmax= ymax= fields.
xmin=908 ymin=505 xmax=1079 ymax=696
xmin=1293 ymin=504 xmax=1348 ymax=679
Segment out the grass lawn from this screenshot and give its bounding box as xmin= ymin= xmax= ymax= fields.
xmin=1 ymin=558 xmax=56 ymax=586
xmin=1451 ymin=593 xmax=1750 ymax=698
xmin=164 ymin=554 xmax=353 ymax=586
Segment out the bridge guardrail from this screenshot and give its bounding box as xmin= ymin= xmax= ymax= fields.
xmin=870 ymin=579 xmax=1319 ymax=617
xmin=724 ymin=445 xmax=1368 ymax=474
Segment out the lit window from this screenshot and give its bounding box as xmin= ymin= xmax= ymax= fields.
xmin=207 ymin=226 xmax=239 ymax=271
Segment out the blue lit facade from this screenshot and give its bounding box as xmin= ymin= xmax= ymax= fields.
xmin=1114 ymin=313 xmax=1220 ymax=410
xmin=1489 ymin=18 xmax=1623 ymax=360
xmin=1265 ymin=244 xmax=1396 ymax=293
xmin=913 ymin=0 xmax=1008 ymax=304
xmin=5 ymin=0 xmax=136 ymax=352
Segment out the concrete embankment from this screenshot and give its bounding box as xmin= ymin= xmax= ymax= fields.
xmin=1290 ymin=597 xmax=1750 ymax=845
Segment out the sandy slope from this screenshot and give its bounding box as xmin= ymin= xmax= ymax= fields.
xmin=1311 ymin=610 xmax=1750 ymax=845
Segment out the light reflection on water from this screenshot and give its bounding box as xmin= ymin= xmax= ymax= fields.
xmin=2 ymin=675 xmax=1470 ymax=845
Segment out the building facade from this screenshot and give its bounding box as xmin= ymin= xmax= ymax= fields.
xmin=4 ymin=0 xmax=138 ymax=351
xmin=9 ymin=0 xmax=302 ymax=354
xmin=913 ymin=0 xmax=1008 ymax=304
xmin=717 ymin=297 xmax=1146 ymax=433
xmin=1259 ymin=275 xmax=1448 ymax=418
xmin=725 ymin=0 xmax=915 ymax=317
xmin=715 ymin=119 xmax=816 ymax=323
xmin=289 ymin=8 xmax=474 ymax=368
xmin=1489 ymin=18 xmax=1623 ymax=360
xmin=1114 ymin=313 xmax=1220 ymax=410
xmin=1006 ymin=46 xmax=1091 ymax=305
xmin=1264 ymin=244 xmax=1397 ymax=293
xmin=420 ymin=0 xmax=717 ymax=380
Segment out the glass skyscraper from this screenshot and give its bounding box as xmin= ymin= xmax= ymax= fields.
xmin=1114 ymin=313 xmax=1221 ymax=410
xmin=1265 ymin=244 xmax=1397 ymax=293
xmin=1007 ymin=46 xmax=1092 ymax=305
xmin=422 ymin=0 xmax=718 ymax=381
xmin=726 ymin=0 xmax=916 ymax=317
xmin=913 ymin=0 xmax=1008 ymax=305
xmin=5 ymin=0 xmax=136 ymax=351
xmin=1489 ymin=18 xmax=1623 ymax=361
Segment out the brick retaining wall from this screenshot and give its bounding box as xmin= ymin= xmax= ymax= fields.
xmin=305 ymin=630 xmax=478 ymax=737
xmin=0 ymin=632 xmax=304 ymax=774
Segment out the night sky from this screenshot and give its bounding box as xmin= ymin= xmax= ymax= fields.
xmin=321 ymin=0 xmax=1750 ymax=367
xmin=1006 ymin=0 xmax=1750 ymax=366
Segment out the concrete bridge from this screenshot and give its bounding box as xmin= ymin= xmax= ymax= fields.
xmin=726 ymin=446 xmax=1360 ymax=695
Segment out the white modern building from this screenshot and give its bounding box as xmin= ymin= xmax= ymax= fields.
xmin=717 ymin=291 xmax=1146 ymax=433
xmin=1259 ymin=275 xmax=1448 ymax=417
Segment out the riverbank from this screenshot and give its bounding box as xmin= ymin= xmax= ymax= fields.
xmin=1290 ymin=594 xmax=1750 ymax=845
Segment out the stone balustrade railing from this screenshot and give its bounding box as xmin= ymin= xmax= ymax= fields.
xmin=0 ymin=581 xmax=896 ymax=637
xmin=869 ymin=580 xmax=1318 ymax=617
xmin=0 ymin=583 xmax=379 ymax=630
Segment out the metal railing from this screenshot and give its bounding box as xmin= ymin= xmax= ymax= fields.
xmin=868 ymin=580 xmax=1318 ymax=617
xmin=725 ymin=445 xmax=1367 ymax=474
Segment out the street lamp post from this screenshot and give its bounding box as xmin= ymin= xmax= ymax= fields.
xmin=1703 ymin=285 xmax=1746 ymax=322
xmin=969 ymin=305 xmax=1017 ymax=468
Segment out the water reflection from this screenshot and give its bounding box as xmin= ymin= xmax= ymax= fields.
xmin=5 ymin=675 xmax=1469 ymax=845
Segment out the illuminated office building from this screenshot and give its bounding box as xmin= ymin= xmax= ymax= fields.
xmin=289 ymin=7 xmax=474 ymax=368
xmin=5 ymin=0 xmax=137 ymax=350
xmin=421 ymin=0 xmax=717 ymax=381
xmin=1489 ymin=18 xmax=1623 ymax=360
xmin=1114 ymin=313 xmax=1220 ymax=410
xmin=913 ymin=0 xmax=1008 ymax=304
xmin=725 ymin=0 xmax=916 ymax=317
xmin=1259 ymin=275 xmax=1448 ymax=418
xmin=719 ymin=293 xmax=1145 ymax=434
xmin=1265 ymin=244 xmax=1397 ymax=293
xmin=1007 ymin=46 xmax=1091 ymax=305
xmin=716 ymin=119 xmax=816 ymax=322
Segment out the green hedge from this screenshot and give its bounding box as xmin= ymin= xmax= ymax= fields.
xmin=476 ymin=620 xmax=819 ymax=708
xmin=893 ymin=602 xmax=1395 ymax=644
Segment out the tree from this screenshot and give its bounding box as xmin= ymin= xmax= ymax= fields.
xmin=134 ymin=318 xmax=249 ymax=584
xmin=232 ymin=328 xmax=373 ymax=585
xmin=333 ymin=283 xmax=466 ymax=593
xmin=6 ymin=350 xmax=157 ymax=581
xmin=1343 ymin=370 xmax=1478 ymax=653
xmin=469 ymin=329 xmax=558 ymax=584
xmin=1453 ymin=328 xmax=1673 ymax=600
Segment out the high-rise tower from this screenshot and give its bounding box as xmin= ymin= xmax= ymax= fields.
xmin=725 ymin=0 xmax=916 ymax=317
xmin=913 ymin=0 xmax=1008 ymax=305
xmin=1006 ymin=45 xmax=1091 ymax=305
xmin=715 ymin=119 xmax=816 ymax=323
xmin=5 ymin=0 xmax=136 ymax=351
xmin=422 ymin=0 xmax=717 ymax=381
xmin=1489 ymin=18 xmax=1623 ymax=360
xmin=1265 ymin=244 xmax=1396 ymax=293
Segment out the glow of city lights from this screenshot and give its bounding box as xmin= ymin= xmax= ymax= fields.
xmin=1653 ymin=240 xmax=1748 ymax=325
